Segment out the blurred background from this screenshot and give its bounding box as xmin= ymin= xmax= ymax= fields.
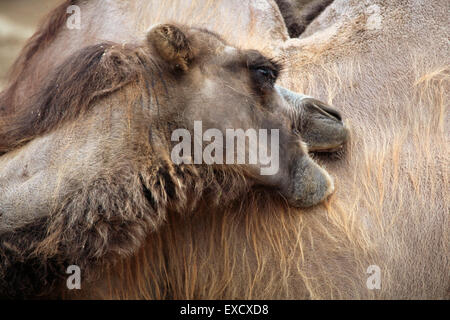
xmin=0 ymin=0 xmax=62 ymax=89
xmin=0 ymin=0 xmax=313 ymax=90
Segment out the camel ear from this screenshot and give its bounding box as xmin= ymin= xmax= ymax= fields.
xmin=146 ymin=24 xmax=193 ymax=71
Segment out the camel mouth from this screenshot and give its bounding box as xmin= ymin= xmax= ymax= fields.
xmin=303 ymin=121 xmax=350 ymax=153
xmin=308 ymin=143 xmax=345 ymax=153
xmin=286 ymin=156 xmax=335 ymax=208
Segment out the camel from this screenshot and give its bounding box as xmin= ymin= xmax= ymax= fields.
xmin=275 ymin=0 xmax=449 ymax=299
xmin=1 ymin=0 xmax=449 ymax=299
xmin=2 ymin=0 xmax=343 ymax=152
xmin=1 ymin=0 xmax=288 ymax=114
xmin=81 ymin=0 xmax=448 ymax=299
xmin=0 ymin=22 xmax=347 ymax=297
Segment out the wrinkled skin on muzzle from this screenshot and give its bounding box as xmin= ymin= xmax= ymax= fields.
xmin=276 ymin=85 xmax=349 ymax=152
xmin=267 ymin=85 xmax=349 ymax=207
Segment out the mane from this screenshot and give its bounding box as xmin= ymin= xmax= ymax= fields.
xmin=0 ymin=41 xmax=160 ymax=154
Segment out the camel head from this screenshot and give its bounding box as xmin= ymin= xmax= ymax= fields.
xmin=144 ymin=24 xmax=348 ymax=207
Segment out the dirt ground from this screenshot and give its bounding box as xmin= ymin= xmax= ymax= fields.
xmin=0 ymin=0 xmax=313 ymax=90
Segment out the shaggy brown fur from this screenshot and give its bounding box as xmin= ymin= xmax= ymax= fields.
xmin=1 ymin=0 xmax=447 ymax=300
xmin=67 ymin=0 xmax=447 ymax=299
xmin=0 ymin=42 xmax=147 ymax=154
xmin=0 ymin=41 xmax=164 ymax=298
xmin=0 ymin=23 xmax=339 ymax=298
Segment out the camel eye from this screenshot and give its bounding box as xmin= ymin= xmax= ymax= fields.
xmin=252 ymin=66 xmax=277 ymax=87
xmin=246 ymin=51 xmax=281 ymax=90
xmin=256 ymin=67 xmax=274 ymax=78
xmin=256 ymin=67 xmax=270 ymax=77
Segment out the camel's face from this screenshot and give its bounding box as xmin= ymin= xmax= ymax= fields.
xmin=147 ymin=24 xmax=347 ymax=207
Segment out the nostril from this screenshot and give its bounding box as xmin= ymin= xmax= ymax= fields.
xmin=323 ymin=107 xmax=343 ymax=122
xmin=306 ymin=99 xmax=344 ymax=123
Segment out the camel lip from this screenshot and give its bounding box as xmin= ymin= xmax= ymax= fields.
xmin=286 ymin=156 xmax=335 ymax=208
xmin=308 ymin=144 xmax=344 ymax=153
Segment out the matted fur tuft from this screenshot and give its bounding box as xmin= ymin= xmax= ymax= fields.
xmin=0 ymin=42 xmax=157 ymax=154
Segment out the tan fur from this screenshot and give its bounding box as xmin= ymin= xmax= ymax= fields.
xmin=0 ymin=0 xmax=289 ymax=117
xmin=0 ymin=22 xmax=341 ymax=298
xmin=0 ymin=0 xmax=448 ymax=299
xmin=78 ymin=0 xmax=448 ymax=299
xmin=147 ymin=24 xmax=194 ymax=71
